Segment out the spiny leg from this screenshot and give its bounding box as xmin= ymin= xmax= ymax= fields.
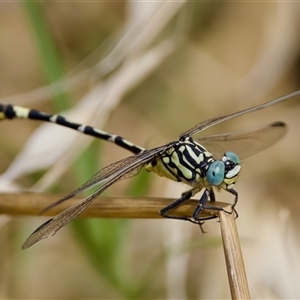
xmin=226 ymin=188 xmax=239 ymax=218
xmin=160 ymin=189 xmax=216 ymax=224
xmin=206 ymin=189 xmax=238 ymax=218
xmin=192 ymin=188 xmax=239 ymax=222
xmin=160 ymin=189 xmax=194 ymax=222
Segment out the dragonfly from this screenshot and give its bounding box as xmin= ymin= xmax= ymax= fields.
xmin=0 ymin=90 xmax=299 ymax=249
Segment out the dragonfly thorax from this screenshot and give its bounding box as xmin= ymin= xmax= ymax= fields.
xmin=145 ymin=137 xmax=241 ymax=191
xmin=145 ymin=137 xmax=212 ymax=186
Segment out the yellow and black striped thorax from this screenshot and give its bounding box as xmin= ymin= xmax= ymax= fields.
xmin=145 ymin=136 xmax=214 ymax=186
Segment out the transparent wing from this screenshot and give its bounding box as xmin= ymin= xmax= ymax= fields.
xmin=23 ymin=144 xmax=168 ymax=249
xmin=196 ymin=121 xmax=287 ymax=160
xmin=180 ymin=91 xmax=299 ymax=138
xmin=40 ymin=153 xmax=147 ymax=214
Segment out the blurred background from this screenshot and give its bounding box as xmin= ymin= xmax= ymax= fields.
xmin=0 ymin=2 xmax=300 ymax=299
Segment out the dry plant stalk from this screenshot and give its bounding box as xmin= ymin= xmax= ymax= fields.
xmin=219 ymin=206 xmax=251 ymax=299
xmin=0 ymin=192 xmax=228 ymax=219
xmin=0 ymin=192 xmax=250 ymax=299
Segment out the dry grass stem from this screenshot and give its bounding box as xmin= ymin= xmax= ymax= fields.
xmin=0 ymin=192 xmax=230 ymax=220
xmin=1 ymin=192 xmax=251 ymax=299
xmin=219 ymin=206 xmax=251 ymax=300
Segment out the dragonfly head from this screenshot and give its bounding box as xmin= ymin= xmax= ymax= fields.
xmin=206 ymin=151 xmax=241 ymax=189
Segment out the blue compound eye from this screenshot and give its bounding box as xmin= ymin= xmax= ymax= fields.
xmin=206 ymin=161 xmax=225 ymax=186
xmin=224 ymin=151 xmax=239 ymax=164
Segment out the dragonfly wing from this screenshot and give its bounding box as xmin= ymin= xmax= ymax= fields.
xmin=180 ymin=91 xmax=299 ymax=138
xmin=22 ymin=144 xmax=168 ymax=248
xmin=40 ymin=153 xmax=148 ymax=214
xmin=196 ymin=121 xmax=287 ymax=160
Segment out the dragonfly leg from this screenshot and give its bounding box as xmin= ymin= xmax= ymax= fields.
xmin=193 ymin=188 xmax=239 ymax=221
xmin=192 ymin=189 xmax=218 ymax=221
xmin=226 ymin=188 xmax=239 ymax=218
xmin=210 ymin=189 xmax=216 ymax=201
xmin=160 ymin=190 xmax=195 ymax=222
xmin=160 ymin=189 xmax=217 ymax=226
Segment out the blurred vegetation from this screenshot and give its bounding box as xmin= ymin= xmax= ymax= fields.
xmin=0 ymin=2 xmax=300 ymax=299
